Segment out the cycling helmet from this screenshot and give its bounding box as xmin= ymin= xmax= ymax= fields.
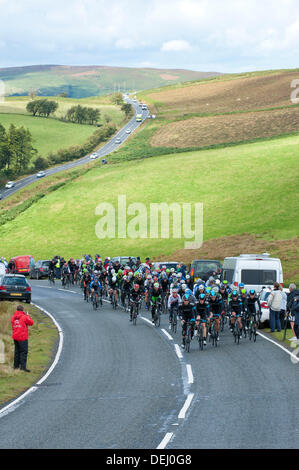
xmin=239 ymin=283 xmax=245 ymax=288
xmin=134 ymin=284 xmax=140 ymax=289
xmin=241 ymin=288 xmax=247 ymax=294
xmin=249 ymin=289 xmax=256 ymax=295
xmin=215 ymin=279 xmax=221 ymax=285
xmin=183 ymin=294 xmax=190 ymax=301
xmin=223 ymin=280 xmax=228 ymax=285
xmin=199 ymin=293 xmax=206 ymax=300
xmin=186 ymin=288 xmax=193 ymax=295
xmin=177 ymin=273 xmax=182 ymax=278
xmin=166 ymin=269 xmax=170 ymax=273
xmin=182 ymin=284 xmax=187 ymax=290
xmin=186 ymin=275 xmax=190 ymax=280
xmin=232 ymin=290 xmax=238 ymax=297
xmin=111 ymin=269 xmax=115 ymax=275
xmin=112 ymin=276 xmax=117 ymax=282
xmin=199 ymin=284 xmax=205 ymax=290
xmin=118 ymin=269 xmax=123 ymax=274
xmin=210 ymin=290 xmax=216 ymax=297
xmin=154 ymin=282 xmax=159 ymax=288
xmin=170 ymin=268 xmax=175 ymax=273
xmin=206 ymin=287 xmax=211 ymax=292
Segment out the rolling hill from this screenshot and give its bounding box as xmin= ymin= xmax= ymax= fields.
xmin=0 ymin=65 xmax=221 ymax=99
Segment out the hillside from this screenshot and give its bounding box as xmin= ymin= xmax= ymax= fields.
xmin=0 ymin=133 xmax=298 ymax=284
xmin=0 ymin=65 xmax=221 ymax=99
xmin=136 ymin=69 xmax=299 ymax=151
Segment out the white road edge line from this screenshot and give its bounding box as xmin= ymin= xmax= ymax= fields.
xmin=156 ymin=432 xmax=174 ymax=450
xmin=186 ymin=364 xmax=194 ymax=384
xmin=257 ymin=331 xmax=299 ymax=363
xmin=178 ymin=393 xmax=194 ymax=419
xmin=161 ymin=329 xmax=173 ymax=341
xmin=0 ymin=302 xmax=64 ymax=418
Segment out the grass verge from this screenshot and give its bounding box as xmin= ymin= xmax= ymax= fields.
xmin=0 ymin=301 xmax=59 ymax=407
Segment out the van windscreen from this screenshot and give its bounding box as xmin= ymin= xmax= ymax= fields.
xmin=192 ymin=261 xmax=220 ymax=276
xmin=241 ymin=270 xmax=277 ymax=285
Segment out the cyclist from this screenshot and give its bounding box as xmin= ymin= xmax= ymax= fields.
xmin=229 ymin=290 xmax=243 ymax=337
xmin=109 ymin=275 xmax=120 ymax=306
xmin=61 ymin=262 xmax=71 ymax=286
xmin=90 ymin=277 xmax=102 ymax=306
xmin=129 ymin=284 xmax=142 ymax=321
xmin=246 ymin=289 xmax=261 ymax=327
xmin=195 ymin=293 xmax=209 ymax=346
xmin=150 ymin=282 xmax=163 ymax=323
xmin=179 ymin=294 xmax=196 ymax=349
xmin=82 ymin=269 xmax=92 ymax=301
xmin=208 ymin=290 xmax=222 ymax=341
xmin=121 ymin=275 xmax=132 ymax=307
xmin=167 ymin=289 xmax=181 ymax=329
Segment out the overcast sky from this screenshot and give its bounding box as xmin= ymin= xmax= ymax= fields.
xmin=0 ymin=0 xmax=298 ymax=72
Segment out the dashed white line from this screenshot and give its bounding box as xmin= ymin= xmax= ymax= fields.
xmin=156 ymin=432 xmax=174 ymax=450
xmin=186 ymin=364 xmax=194 ymax=384
xmin=161 ymin=329 xmax=173 ymax=340
xmin=174 ymin=344 xmax=183 ymax=359
xmin=140 ymin=316 xmax=154 ymax=326
xmin=178 ymin=393 xmax=194 ymax=419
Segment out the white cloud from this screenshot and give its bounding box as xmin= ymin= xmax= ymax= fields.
xmin=0 ymin=0 xmax=298 ymax=71
xmin=161 ymin=40 xmax=192 ymax=52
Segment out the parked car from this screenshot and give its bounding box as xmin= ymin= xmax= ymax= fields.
xmin=222 ymin=253 xmax=283 ymax=293
xmin=0 ymin=274 xmax=31 ymax=303
xmin=8 ymin=255 xmax=35 ymax=275
xmin=258 ymin=286 xmax=289 ymax=325
xmin=152 ymin=261 xmax=179 ymax=271
xmin=29 ymin=260 xmax=51 ymax=279
xmin=36 ymin=171 xmax=46 ymax=178
xmin=5 ymin=181 xmax=15 ymax=189
xmin=111 ymin=256 xmax=137 ymax=267
xmin=190 ymin=259 xmax=222 ymax=282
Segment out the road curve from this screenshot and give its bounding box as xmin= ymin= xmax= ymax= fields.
xmin=1 ymin=98 xmax=149 ymax=201
xmin=1 ymin=281 xmax=299 ymax=449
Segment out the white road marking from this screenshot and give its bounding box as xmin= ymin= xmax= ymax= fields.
xmin=156 ymin=432 xmax=174 ymax=450
xmin=140 ymin=316 xmax=154 ymax=326
xmin=161 ymin=329 xmax=173 ymax=340
xmin=186 ymin=364 xmax=194 ymax=384
xmin=174 ymin=344 xmax=183 ymax=359
xmin=257 ymin=331 xmax=299 ymax=363
xmin=178 ymin=393 xmax=194 ymax=419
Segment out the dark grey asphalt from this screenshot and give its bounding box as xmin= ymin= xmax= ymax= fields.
xmin=1 ymin=281 xmax=299 ymax=449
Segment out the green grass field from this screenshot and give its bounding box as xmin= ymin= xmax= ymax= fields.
xmin=0 ymin=113 xmax=97 ymax=158
xmin=0 ymin=133 xmax=298 ymax=284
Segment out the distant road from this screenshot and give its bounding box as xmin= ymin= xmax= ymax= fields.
xmin=0 ymin=98 xmax=149 ymax=201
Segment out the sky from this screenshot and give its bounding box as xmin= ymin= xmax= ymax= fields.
xmin=0 ymin=0 xmax=298 ymax=73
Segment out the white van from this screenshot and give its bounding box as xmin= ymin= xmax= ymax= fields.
xmin=0 ymin=263 xmax=6 ymax=276
xmin=222 ymin=253 xmax=283 ymax=293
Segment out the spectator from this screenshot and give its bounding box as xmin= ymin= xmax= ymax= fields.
xmin=287 ymin=283 xmax=299 ymax=341
xmin=11 ymin=305 xmax=34 ymax=372
xmin=267 ymin=282 xmax=282 ymax=333
xmin=291 ymin=294 xmax=299 ymax=341
xmin=280 ymin=285 xmax=287 ymax=330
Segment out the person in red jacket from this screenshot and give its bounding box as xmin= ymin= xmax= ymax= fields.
xmin=11 ymin=305 xmax=34 ymax=372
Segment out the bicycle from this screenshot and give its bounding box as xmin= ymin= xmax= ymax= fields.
xmin=197 ymin=321 xmax=204 ymax=351
xmin=233 ymin=316 xmax=242 ymax=344
xmin=131 ymin=300 xmax=140 ymax=326
xmin=184 ymin=321 xmax=194 ymax=353
xmin=48 ymin=270 xmax=55 ymax=286
xmin=170 ymin=306 xmax=179 ymax=334
xmin=209 ymin=317 xmax=218 ymax=347
xmin=91 ymin=291 xmax=99 ymax=310
xmin=111 ymin=288 xmax=118 ymax=309
xmin=248 ymin=311 xmax=259 ymax=342
xmin=153 ymin=302 xmax=162 ymax=327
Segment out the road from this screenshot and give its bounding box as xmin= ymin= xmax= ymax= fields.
xmin=1 ymin=281 xmax=299 ymax=449
xmin=0 ymin=98 xmax=149 ymax=201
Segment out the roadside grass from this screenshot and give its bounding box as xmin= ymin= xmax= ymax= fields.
xmin=0 ymin=301 xmax=58 ymax=407
xmin=0 ymin=133 xmax=297 ymax=286
xmin=262 ymin=328 xmax=296 ymax=348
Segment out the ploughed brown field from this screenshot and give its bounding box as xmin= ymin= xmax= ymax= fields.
xmin=147 ymin=71 xmax=298 ymax=116
xmin=150 ymin=106 xmax=299 ymax=148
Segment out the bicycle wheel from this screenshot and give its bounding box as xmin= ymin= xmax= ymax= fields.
xmin=234 ymin=322 xmax=240 ymax=344
xmin=198 ymin=325 xmax=204 ymax=350
xmin=172 ymin=311 xmax=177 ymax=334
xmin=133 ymin=306 xmax=137 ymax=326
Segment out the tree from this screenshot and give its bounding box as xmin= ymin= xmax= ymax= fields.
xmin=26 ymin=99 xmax=58 ymax=117
xmin=121 ymin=102 xmax=132 ymax=117
xmin=110 ymin=92 xmax=123 ymax=106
